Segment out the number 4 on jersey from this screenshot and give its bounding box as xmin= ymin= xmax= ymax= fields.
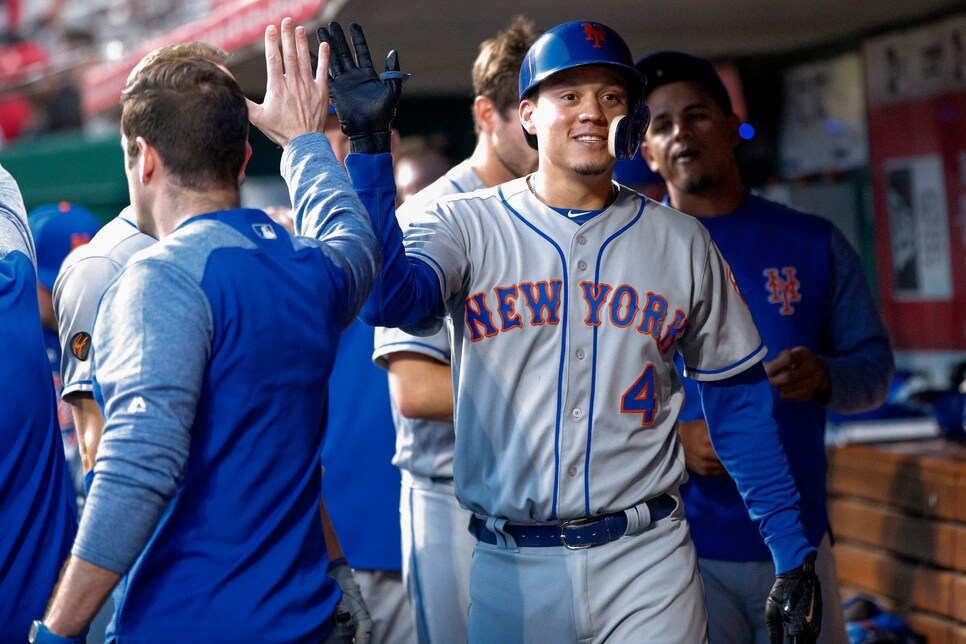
xmin=621 ymin=363 xmax=657 ymax=425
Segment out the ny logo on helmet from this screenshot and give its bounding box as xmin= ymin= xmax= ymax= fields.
xmin=763 ymin=267 xmax=801 ymax=315
xmin=582 ymin=23 xmax=606 ymax=48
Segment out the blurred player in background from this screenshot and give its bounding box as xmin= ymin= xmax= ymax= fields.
xmin=28 ymin=200 xmax=101 ymax=506
xmin=638 ymin=50 xmax=893 ymax=644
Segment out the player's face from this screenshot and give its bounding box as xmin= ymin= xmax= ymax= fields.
xmin=492 ymin=106 xmax=538 ymax=178
xmin=521 ymin=66 xmax=629 ymax=178
xmin=642 ymin=81 xmax=740 ymax=195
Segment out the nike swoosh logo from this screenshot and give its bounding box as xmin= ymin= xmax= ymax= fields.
xmin=568 ymin=210 xmax=589 ymax=218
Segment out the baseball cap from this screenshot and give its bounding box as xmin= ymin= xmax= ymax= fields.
xmin=635 ymin=51 xmax=732 ymax=115
xmin=28 ymin=201 xmax=102 ymax=289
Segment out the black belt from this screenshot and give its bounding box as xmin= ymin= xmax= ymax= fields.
xmin=471 ymin=494 xmax=676 ymax=550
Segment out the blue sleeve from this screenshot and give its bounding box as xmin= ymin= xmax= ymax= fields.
xmin=343 ymin=153 xmax=443 ymax=330
xmin=823 ymin=227 xmax=894 ymax=414
xmin=698 ymin=362 xmax=814 ymax=574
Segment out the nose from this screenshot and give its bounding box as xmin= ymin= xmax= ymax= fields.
xmin=578 ymin=96 xmax=607 ymax=122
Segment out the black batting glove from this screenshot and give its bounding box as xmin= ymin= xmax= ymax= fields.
xmin=317 ymin=21 xmax=405 ymax=154
xmin=766 ymin=552 xmax=822 ymax=644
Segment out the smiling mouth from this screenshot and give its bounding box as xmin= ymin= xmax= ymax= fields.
xmin=575 ymin=135 xmax=607 ymax=143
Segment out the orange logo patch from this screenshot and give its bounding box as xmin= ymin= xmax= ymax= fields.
xmin=70 ymin=332 xmax=92 ymax=361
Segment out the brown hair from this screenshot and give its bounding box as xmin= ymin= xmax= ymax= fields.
xmin=472 ymin=16 xmax=542 ymax=116
xmin=121 ymin=56 xmax=247 ymax=191
xmin=126 ymin=42 xmax=230 ymax=85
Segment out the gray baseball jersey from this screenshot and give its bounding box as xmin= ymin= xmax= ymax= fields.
xmin=53 ymin=208 xmax=154 ymax=398
xmin=401 ymin=177 xmax=765 ymax=523
xmin=373 ymin=158 xmax=485 ymax=478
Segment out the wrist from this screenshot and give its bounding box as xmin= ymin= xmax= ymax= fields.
xmin=327 ymin=556 xmax=348 ymax=573
xmin=29 ymin=621 xmax=87 ymax=644
xmin=349 ymin=132 xmax=392 ymax=154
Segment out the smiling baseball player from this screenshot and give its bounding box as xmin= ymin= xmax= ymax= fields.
xmin=323 ymin=19 xmax=821 ymax=643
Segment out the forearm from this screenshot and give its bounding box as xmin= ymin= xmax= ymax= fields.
xmin=825 ymin=339 xmax=894 ymax=413
xmin=344 ymin=152 xmax=444 ymax=330
xmin=698 ymin=363 xmax=813 ymax=574
xmin=67 ymin=393 xmax=104 ymax=473
xmin=387 ymin=353 xmax=454 ymax=422
xmin=43 ymin=556 xmax=120 ymax=638
xmin=319 ymin=494 xmax=345 ymax=563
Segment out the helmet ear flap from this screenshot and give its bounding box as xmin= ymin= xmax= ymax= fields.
xmin=608 ymin=102 xmax=650 ymax=160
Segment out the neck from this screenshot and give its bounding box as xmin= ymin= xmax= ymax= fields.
xmin=668 ymin=173 xmax=746 ymax=218
xmin=468 ymin=139 xmax=517 ymax=188
xmin=151 ymin=184 xmax=239 ymax=238
xmin=531 ymin=165 xmax=614 ymax=210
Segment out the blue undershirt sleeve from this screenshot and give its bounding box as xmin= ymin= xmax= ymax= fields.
xmin=698 ymin=362 xmax=814 ymax=574
xmin=822 ymin=227 xmax=894 ymax=414
xmin=344 ymin=152 xmax=443 ymax=330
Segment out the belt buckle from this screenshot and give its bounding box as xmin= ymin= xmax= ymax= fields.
xmin=559 ymin=516 xmax=600 ymax=550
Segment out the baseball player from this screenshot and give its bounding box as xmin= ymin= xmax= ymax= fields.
xmin=29 ymin=201 xmax=102 ymax=506
xmin=35 ymin=21 xmax=382 ymax=641
xmin=371 ymin=16 xmax=541 ymax=643
xmin=637 ymin=50 xmax=894 ymax=644
xmin=324 ymin=19 xmax=821 ymax=643
xmin=0 ymin=161 xmax=77 ymax=642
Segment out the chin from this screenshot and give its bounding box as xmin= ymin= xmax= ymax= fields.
xmin=573 ymin=162 xmax=611 ymax=177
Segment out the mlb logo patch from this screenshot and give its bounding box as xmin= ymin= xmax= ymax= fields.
xmin=253 ymin=223 xmax=277 ymax=240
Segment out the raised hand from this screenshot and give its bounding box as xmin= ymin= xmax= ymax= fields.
xmin=248 ymin=18 xmax=330 ymax=147
xmin=316 ymin=22 xmax=406 ymax=154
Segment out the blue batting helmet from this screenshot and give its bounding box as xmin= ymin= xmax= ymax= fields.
xmin=518 ymin=21 xmax=648 ymax=159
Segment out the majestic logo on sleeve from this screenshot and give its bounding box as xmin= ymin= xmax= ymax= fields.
xmin=465 ymin=279 xmax=687 ymax=353
xmin=763 ymin=267 xmax=801 ymax=315
xmin=70 ymin=332 xmax=92 ymax=361
xmin=582 ymin=23 xmax=606 ymax=48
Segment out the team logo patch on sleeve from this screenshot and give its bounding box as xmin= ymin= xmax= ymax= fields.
xmin=70 ymin=332 xmax=92 ymax=360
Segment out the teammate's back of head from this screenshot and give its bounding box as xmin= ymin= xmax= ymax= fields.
xmin=473 ymin=16 xmax=541 ymax=117
xmin=120 ymin=57 xmax=248 ymax=192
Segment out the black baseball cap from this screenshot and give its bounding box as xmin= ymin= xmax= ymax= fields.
xmin=635 ymin=51 xmax=732 ymax=115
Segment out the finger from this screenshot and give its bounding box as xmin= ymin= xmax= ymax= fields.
xmin=317 ymin=25 xmax=345 ymax=77
xmin=349 ymin=23 xmax=374 ymax=72
xmin=328 ymin=21 xmax=356 ymax=74
xmin=263 ymin=24 xmax=283 ymax=90
xmin=315 ymin=41 xmax=330 ymax=103
xmin=294 ymin=24 xmax=314 ymax=87
xmin=280 ymin=18 xmax=298 ymax=79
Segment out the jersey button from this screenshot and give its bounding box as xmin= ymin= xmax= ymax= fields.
xmin=577 ymin=236 xmax=587 ymax=245
xmin=575 ymin=349 xmax=585 ymax=360
xmin=567 ymin=466 xmax=578 ymax=477
xmin=577 ymin=260 xmax=588 ymax=271
xmin=572 ymin=408 xmax=582 ymax=418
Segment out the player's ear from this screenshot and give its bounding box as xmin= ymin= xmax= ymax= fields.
xmin=237 ymin=141 xmax=253 ymax=186
xmin=640 ymin=142 xmax=661 ymax=174
xmin=135 ymin=136 xmax=155 ymax=184
xmin=520 ymin=98 xmax=537 ymax=138
xmin=473 ymin=95 xmax=495 ymax=134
